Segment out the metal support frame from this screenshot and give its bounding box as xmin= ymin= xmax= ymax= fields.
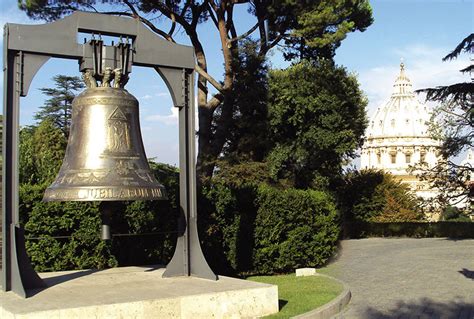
xmin=2 ymin=11 xmax=216 ymax=298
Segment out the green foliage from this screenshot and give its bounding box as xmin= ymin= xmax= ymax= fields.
xmin=346 ymin=221 xmax=474 ymax=239
xmin=35 ymin=75 xmax=84 ymax=137
xmin=19 ymin=120 xmax=67 ymax=184
xmin=221 ymin=40 xmax=269 ymax=162
xmin=19 ymin=126 xmax=36 ymax=184
xmin=33 ymin=119 xmax=68 ymax=183
xmin=201 ymin=179 xmax=258 ymax=275
xmin=340 ymin=170 xmax=423 ymax=223
xmin=110 ymin=163 xmax=180 ymax=266
xmin=19 ymin=162 xmax=180 ymax=271
xmin=267 ymin=60 xmax=368 ymax=188
xmin=20 ymin=183 xmax=117 ymax=271
xmin=268 ymin=0 xmax=373 ymax=60
xmin=415 ymin=34 xmax=473 ymax=209
xmin=201 ymin=180 xmax=340 ymax=276
xmin=440 ymin=206 xmax=471 ymax=222
xmin=253 ymin=184 xmax=339 ymax=274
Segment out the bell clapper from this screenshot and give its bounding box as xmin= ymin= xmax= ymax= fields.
xmin=99 ymin=202 xmax=115 ymax=240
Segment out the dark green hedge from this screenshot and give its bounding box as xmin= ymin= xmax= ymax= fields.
xmin=21 ymin=162 xmax=340 ymax=275
xmin=20 ymin=183 xmax=117 ymax=271
xmin=20 ymin=163 xmax=179 ymax=272
xmin=346 ymin=221 xmax=474 ymax=239
xmin=201 ymin=182 xmax=340 ymax=276
xmin=253 ymin=184 xmax=339 ymax=274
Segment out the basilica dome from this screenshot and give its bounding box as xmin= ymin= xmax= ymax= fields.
xmin=366 ymin=63 xmax=431 ymax=139
xmin=361 ymin=62 xmax=441 ymax=204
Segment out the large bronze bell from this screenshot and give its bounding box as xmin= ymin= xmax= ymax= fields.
xmin=43 ymin=68 xmax=167 ymax=202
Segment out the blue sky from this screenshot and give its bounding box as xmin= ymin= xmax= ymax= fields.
xmin=1 ymin=0 xmax=472 ymax=165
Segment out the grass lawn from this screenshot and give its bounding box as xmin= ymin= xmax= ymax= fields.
xmin=248 ymin=273 xmax=343 ymax=318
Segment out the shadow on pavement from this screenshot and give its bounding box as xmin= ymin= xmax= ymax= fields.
xmin=459 ymin=268 xmax=474 ymax=280
xmin=27 ymin=269 xmax=101 ymax=297
xmin=361 ymin=298 xmax=474 ymax=319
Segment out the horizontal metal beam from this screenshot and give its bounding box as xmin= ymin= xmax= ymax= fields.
xmin=5 ymin=11 xmax=195 ymax=69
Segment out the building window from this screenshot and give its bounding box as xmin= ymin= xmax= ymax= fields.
xmin=420 ymin=152 xmax=426 ymax=164
xmin=391 ymin=153 xmax=397 ymax=164
xmin=391 ymin=119 xmax=395 ymax=127
xmin=377 ymin=153 xmax=381 ymax=164
xmin=406 ymin=153 xmax=411 ymax=163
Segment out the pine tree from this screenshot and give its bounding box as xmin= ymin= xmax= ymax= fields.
xmin=416 ymin=34 xmax=473 ymax=210
xmin=35 ymin=75 xmax=84 ymax=138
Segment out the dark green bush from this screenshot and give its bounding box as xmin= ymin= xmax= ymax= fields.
xmin=110 ymin=163 xmax=180 ymax=266
xmin=20 ymin=162 xmax=180 ymax=272
xmin=346 ymin=221 xmax=474 ymax=239
xmin=440 ymin=206 xmax=471 ymax=222
xmin=200 ymin=181 xmax=258 ymax=275
xmin=338 ymin=170 xmax=423 ymax=225
xmin=20 ymin=183 xmax=117 ymax=271
xmin=253 ymin=184 xmax=339 ymax=274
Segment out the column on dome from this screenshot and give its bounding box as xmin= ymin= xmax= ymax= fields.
xmin=382 ymin=147 xmax=391 ymax=168
xmin=361 ymin=149 xmax=369 ymax=169
xmin=369 ymin=148 xmax=379 ymax=169
xmin=426 ymin=147 xmax=437 ymax=168
xmin=396 ymin=147 xmax=404 ymax=168
xmin=413 ymin=146 xmax=421 ymax=164
xmin=419 ymin=147 xmax=427 ymax=165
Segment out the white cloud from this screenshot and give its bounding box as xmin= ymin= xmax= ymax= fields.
xmin=141 ymin=94 xmax=153 ymax=100
xmin=359 ymin=44 xmax=469 ymax=119
xmin=145 ymin=106 xmax=179 ymax=125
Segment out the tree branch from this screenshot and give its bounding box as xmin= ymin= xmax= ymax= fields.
xmin=443 ymin=33 xmax=473 ymax=61
xmin=110 ymin=2 xmax=176 ymax=43
xmin=205 ymin=1 xmax=219 ymax=30
xmin=206 ymin=93 xmax=225 ymax=111
xmin=168 ymin=12 xmax=177 ymax=37
xmin=195 ymin=64 xmax=224 ymax=93
xmin=259 ymin=33 xmax=285 ymax=56
xmin=228 ymin=22 xmax=259 ymax=43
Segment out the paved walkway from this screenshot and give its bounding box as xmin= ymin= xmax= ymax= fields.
xmin=324 ymin=238 xmax=474 ymax=319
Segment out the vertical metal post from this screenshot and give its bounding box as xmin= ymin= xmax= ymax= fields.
xmin=2 ymin=46 xmax=22 ymax=293
xmin=183 ymin=69 xmax=191 ymax=275
xmin=162 ymin=69 xmax=216 ymax=280
xmin=2 ymin=40 xmax=44 ymax=296
xmin=2 ymin=26 xmax=14 ymax=291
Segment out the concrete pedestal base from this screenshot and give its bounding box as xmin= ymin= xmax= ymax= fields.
xmin=0 ymin=266 xmax=278 ymax=319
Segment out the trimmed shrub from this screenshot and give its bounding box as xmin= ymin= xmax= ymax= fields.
xmin=20 ymin=183 xmax=117 ymax=272
xmin=253 ymin=184 xmax=339 ymax=274
xmin=346 ymin=221 xmax=474 ymax=239
xmin=200 ymin=181 xmax=258 ymax=275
